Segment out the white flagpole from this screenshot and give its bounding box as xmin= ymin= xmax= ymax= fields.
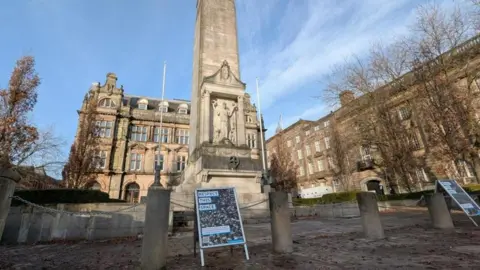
xmin=154 ymin=61 xmax=167 ymax=186
xmin=256 ymin=78 xmax=267 ymax=172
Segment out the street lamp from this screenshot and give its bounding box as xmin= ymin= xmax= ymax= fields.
xmin=153 ymin=61 xmax=167 ymax=187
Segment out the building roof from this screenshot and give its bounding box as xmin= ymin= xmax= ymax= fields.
xmin=123 ymin=95 xmax=191 ymax=112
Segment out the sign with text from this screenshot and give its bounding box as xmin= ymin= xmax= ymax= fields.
xmin=436 ymin=180 xmax=480 ymax=217
xmin=194 ymin=187 xmax=246 ymax=248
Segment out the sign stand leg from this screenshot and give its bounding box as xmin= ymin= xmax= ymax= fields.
xmin=200 ymin=248 xmax=205 ymax=267
xmin=243 ymin=244 xmax=250 ymax=260
xmin=468 ymin=216 xmax=479 ymax=227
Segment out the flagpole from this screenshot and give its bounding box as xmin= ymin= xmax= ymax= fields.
xmin=256 ymin=78 xmax=267 ymax=172
xmin=154 ymin=61 xmax=167 ymax=186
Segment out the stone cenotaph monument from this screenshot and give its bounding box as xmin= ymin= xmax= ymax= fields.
xmin=176 ymin=0 xmax=267 ymax=207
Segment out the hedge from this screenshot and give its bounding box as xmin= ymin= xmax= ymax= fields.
xmin=293 ymin=190 xmax=436 ymax=206
xmin=11 ymin=189 xmax=125 ymax=206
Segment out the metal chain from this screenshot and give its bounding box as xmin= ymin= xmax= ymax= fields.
xmin=9 ymin=196 xmax=143 ymax=217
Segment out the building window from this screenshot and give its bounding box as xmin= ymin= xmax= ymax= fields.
xmin=295 ymin=136 xmax=300 ymax=143
xmin=98 ymin=98 xmax=116 ymax=108
xmin=129 ymin=153 xmax=143 ymax=171
xmin=324 ymin=137 xmax=331 ymax=149
xmin=87 ymin=181 xmax=101 ymax=190
xmin=456 ymin=160 xmax=474 ymax=178
xmin=138 ymin=103 xmax=148 ymax=110
xmin=415 ymin=168 xmax=429 ymax=182
xmin=95 ymin=121 xmax=113 ymax=138
xmin=324 ymin=121 xmax=330 ymax=127
xmin=125 ymin=182 xmax=140 ymax=203
xmin=247 ymin=133 xmax=256 ymax=148
xmin=327 ymin=156 xmax=334 ymax=169
xmin=178 ymin=108 xmax=187 ymax=114
xmin=247 ymin=116 xmax=253 ymax=123
xmin=176 ymin=129 xmax=189 ymax=144
xmin=305 ymin=145 xmax=311 ymax=156
xmin=305 ymin=130 xmax=311 ymax=136
xmin=154 ymin=154 xmax=164 ymax=171
xmin=94 ymin=150 xmax=107 ymax=169
xmin=131 ymin=125 xmax=148 ymax=142
xmin=360 ymin=145 xmax=372 ymax=161
xmin=299 ymin=166 xmax=305 ymax=176
xmin=153 ymin=127 xmax=169 ymax=143
xmin=297 ymin=149 xmax=303 ymax=160
xmin=314 ymin=126 xmax=320 ymax=131
xmin=287 ymin=140 xmax=292 ymax=147
xmin=315 ymin=141 xmax=321 ymax=152
xmin=410 ymin=132 xmax=421 ymax=150
xmin=398 ymin=107 xmax=411 ymax=120
xmin=308 ymin=162 xmax=314 ymax=175
xmin=177 ymin=156 xmax=186 ymax=171
xmin=317 ymin=159 xmax=324 ymax=171
xmin=159 ymin=106 xmax=168 ymax=113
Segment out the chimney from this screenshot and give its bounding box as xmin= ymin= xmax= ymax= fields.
xmin=339 ymin=90 xmax=355 ymax=106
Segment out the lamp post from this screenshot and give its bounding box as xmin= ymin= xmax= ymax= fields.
xmin=256 ymin=78 xmax=271 ymax=187
xmin=153 ymin=61 xmax=167 ymax=187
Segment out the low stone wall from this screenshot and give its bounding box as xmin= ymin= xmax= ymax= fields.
xmin=1 ymin=199 xmax=419 ymax=244
xmin=292 ymin=200 xmax=420 ymax=218
xmin=2 ymin=203 xmax=147 ymax=244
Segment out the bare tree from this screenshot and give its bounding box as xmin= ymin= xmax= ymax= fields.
xmin=325 ymin=50 xmax=422 ymax=192
xmin=328 ymin=116 xmax=356 ymax=191
xmin=62 ymin=93 xmax=100 ymax=189
xmin=268 ymin=133 xmax=298 ymax=192
xmin=0 ymin=56 xmax=65 ymax=181
xmin=0 ymin=56 xmax=40 ymax=169
xmin=405 ymin=2 xmax=480 ymax=182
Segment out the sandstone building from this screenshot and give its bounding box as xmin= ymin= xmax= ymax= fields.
xmin=75 ymin=72 xmax=263 ymax=202
xmin=267 ymin=34 xmax=480 ymax=198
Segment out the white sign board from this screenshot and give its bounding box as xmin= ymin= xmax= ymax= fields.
xmin=194 ymin=187 xmax=249 ymax=266
xmin=436 ymin=180 xmax=480 ymax=226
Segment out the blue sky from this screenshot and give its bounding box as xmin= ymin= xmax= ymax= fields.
xmin=0 ymin=0 xmax=463 ymax=173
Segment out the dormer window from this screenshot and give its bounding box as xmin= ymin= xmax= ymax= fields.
xmin=178 ymin=103 xmax=188 ymax=114
xmin=159 ymin=100 xmax=169 ymax=113
xmin=99 ymin=98 xmax=116 ymax=108
xmin=137 ymin=98 xmax=148 ymax=110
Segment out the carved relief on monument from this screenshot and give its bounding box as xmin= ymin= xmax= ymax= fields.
xmin=211 ymin=98 xmax=237 ymax=144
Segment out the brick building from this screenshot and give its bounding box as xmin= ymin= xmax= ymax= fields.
xmin=267 ymin=35 xmax=480 ymax=198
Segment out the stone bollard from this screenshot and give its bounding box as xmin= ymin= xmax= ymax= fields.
xmin=269 ymin=191 xmax=293 ymax=253
xmin=0 ymin=167 xmax=21 ymax=241
xmin=426 ymin=193 xmax=454 ymax=229
xmin=356 ymin=192 xmax=385 ymax=240
xmin=140 ymin=186 xmax=171 ymax=270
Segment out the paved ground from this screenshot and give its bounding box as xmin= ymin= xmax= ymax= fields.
xmin=2 ymin=209 xmax=480 ymax=269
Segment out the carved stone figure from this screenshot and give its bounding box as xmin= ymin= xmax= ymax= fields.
xmin=221 ymin=62 xmax=230 ymax=81
xmin=212 ymin=99 xmax=237 ymax=143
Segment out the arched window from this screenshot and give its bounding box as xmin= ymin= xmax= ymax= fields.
xmin=125 ymin=182 xmax=140 ymax=203
xmin=99 ymin=98 xmax=116 ymax=108
xmin=86 ymin=181 xmax=101 ymax=190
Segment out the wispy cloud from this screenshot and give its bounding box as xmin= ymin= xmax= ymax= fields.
xmin=236 ymin=0 xmax=447 ymax=137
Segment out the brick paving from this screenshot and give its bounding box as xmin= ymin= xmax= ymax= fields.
xmin=2 ymin=210 xmax=480 ymax=269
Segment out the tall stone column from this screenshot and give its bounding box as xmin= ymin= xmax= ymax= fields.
xmin=140 ymin=187 xmax=171 ymax=269
xmin=236 ymin=96 xmax=246 ymax=145
xmin=0 ymin=167 xmax=21 ymax=240
xmin=202 ymin=90 xmax=211 ymax=144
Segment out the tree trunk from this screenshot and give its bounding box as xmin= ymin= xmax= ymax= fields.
xmin=470 ymin=153 xmax=480 ymax=184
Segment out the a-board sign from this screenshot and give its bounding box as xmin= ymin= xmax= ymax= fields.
xmin=194 ymin=187 xmax=249 ymax=266
xmin=436 ymin=180 xmax=480 ymax=223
